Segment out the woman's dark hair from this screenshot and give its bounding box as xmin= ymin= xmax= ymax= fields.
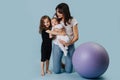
xmin=55 ymin=3 xmax=73 ymax=26
xmin=39 ymin=15 xmax=51 ymax=34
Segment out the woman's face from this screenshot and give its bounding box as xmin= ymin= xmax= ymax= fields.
xmin=56 ymin=9 xmax=64 ymax=19
xmin=43 ymin=18 xmax=50 ymax=28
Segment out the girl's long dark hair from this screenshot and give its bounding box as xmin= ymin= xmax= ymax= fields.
xmin=55 ymin=3 xmax=73 ymax=26
xmin=39 ymin=15 xmax=51 ymax=34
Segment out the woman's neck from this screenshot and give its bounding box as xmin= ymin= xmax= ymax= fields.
xmin=61 ymin=18 xmax=64 ymax=22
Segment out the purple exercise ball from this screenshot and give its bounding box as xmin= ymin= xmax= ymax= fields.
xmin=72 ymin=42 xmax=109 ymax=78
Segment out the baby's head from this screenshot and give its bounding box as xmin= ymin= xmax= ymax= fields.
xmin=51 ymin=18 xmax=59 ymax=27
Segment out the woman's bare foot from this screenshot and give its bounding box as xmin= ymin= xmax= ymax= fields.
xmin=46 ymin=70 xmax=52 ymax=74
xmin=61 ymin=63 xmax=65 ymax=69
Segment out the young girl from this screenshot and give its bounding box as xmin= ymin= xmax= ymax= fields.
xmin=39 ymin=15 xmax=52 ymax=76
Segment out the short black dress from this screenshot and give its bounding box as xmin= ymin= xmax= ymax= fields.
xmin=41 ymin=29 xmax=52 ymax=62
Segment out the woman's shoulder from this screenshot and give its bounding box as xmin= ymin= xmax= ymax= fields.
xmin=69 ymin=18 xmax=78 ymax=26
xmin=70 ymin=18 xmax=77 ymax=22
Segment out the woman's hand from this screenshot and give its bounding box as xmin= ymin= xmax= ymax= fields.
xmin=59 ymin=39 xmax=70 ymax=46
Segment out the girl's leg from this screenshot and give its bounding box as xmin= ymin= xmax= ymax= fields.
xmin=53 ymin=44 xmax=63 ymax=73
xmin=41 ymin=61 xmax=45 ymax=76
xmin=45 ymin=45 xmax=52 ymax=74
xmin=65 ymin=44 xmax=75 ymax=73
xmin=46 ymin=60 xmax=52 ymax=74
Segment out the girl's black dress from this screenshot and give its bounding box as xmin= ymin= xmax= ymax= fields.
xmin=41 ymin=29 xmax=52 ymax=61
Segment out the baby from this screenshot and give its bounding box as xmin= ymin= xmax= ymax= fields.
xmin=46 ymin=18 xmax=70 ymax=56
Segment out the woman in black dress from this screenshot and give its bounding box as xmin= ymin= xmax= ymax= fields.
xmin=39 ymin=15 xmax=52 ymax=76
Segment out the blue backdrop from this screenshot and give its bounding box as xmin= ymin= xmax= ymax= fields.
xmin=0 ymin=0 xmax=120 ymax=80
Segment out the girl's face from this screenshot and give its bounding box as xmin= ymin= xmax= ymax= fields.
xmin=56 ymin=9 xmax=64 ymax=19
xmin=51 ymin=19 xmax=58 ymax=27
xmin=43 ymin=18 xmax=50 ymax=28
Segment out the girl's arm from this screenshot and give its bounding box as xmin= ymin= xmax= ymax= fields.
xmin=46 ymin=30 xmax=57 ymax=34
xmin=59 ymin=24 xmax=79 ymax=46
xmin=46 ymin=28 xmax=66 ymax=35
xmin=49 ymin=33 xmax=53 ymax=38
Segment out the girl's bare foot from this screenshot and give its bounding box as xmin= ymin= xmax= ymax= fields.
xmin=41 ymin=71 xmax=45 ymax=76
xmin=46 ymin=70 xmax=52 ymax=74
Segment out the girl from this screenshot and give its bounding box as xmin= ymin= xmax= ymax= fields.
xmin=39 ymin=15 xmax=52 ymax=76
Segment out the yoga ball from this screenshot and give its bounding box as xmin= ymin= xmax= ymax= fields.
xmin=72 ymin=42 xmax=109 ymax=78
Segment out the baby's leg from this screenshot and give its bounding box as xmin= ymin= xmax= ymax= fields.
xmin=57 ymin=42 xmax=68 ymax=56
xmin=65 ymin=46 xmax=68 ymax=49
xmin=61 ymin=36 xmax=70 ymax=50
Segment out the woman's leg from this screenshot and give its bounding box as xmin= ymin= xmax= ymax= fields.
xmin=53 ymin=44 xmax=63 ymax=74
xmin=65 ymin=44 xmax=75 ymax=73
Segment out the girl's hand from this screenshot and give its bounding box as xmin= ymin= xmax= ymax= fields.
xmin=59 ymin=39 xmax=70 ymax=46
xmin=46 ymin=30 xmax=51 ymax=33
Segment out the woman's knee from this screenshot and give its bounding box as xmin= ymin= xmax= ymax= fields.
xmin=53 ymin=60 xmax=61 ymax=74
xmin=65 ymin=60 xmax=73 ymax=73
xmin=65 ymin=68 xmax=73 ymax=73
xmin=53 ymin=68 xmax=61 ymax=74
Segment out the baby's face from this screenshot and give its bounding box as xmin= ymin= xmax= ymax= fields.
xmin=51 ymin=19 xmax=58 ymax=27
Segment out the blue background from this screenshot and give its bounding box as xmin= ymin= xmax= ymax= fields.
xmin=0 ymin=0 xmax=120 ymax=80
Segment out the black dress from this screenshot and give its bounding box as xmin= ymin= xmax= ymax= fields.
xmin=41 ymin=29 xmax=52 ymax=62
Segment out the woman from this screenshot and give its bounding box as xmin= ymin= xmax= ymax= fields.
xmin=48 ymin=3 xmax=79 ymax=73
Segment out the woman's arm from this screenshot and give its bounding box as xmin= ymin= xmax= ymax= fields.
xmin=69 ymin=24 xmax=79 ymax=45
xmin=59 ymin=24 xmax=79 ymax=46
